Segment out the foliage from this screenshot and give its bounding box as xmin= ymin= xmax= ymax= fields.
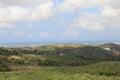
xmin=0 ymin=64 xmax=11 ymax=72
xmin=0 ymin=44 xmax=120 ymax=66
xmin=0 ymin=62 xmax=120 ymax=80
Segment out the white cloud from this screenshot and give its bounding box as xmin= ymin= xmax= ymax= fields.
xmin=62 ymin=0 xmax=120 ymax=32
xmin=0 ymin=1 xmax=54 ymax=22
xmin=40 ymin=32 xmax=53 ymax=37
xmin=56 ymin=0 xmax=107 ymax=13
xmin=101 ymin=7 xmax=120 ymax=28
xmin=108 ymin=0 xmax=120 ymax=9
xmin=56 ymin=0 xmax=83 ymax=12
xmin=29 ymin=2 xmax=54 ymax=21
xmin=101 ymin=7 xmax=120 ymax=17
xmin=0 ymin=0 xmax=120 ymax=33
xmin=0 ymin=23 xmax=15 ymax=28
xmin=0 ymin=0 xmax=53 ymax=6
xmin=69 ymin=7 xmax=120 ymax=32
xmin=0 ymin=6 xmax=30 ymax=22
xmin=69 ymin=12 xmax=105 ymax=32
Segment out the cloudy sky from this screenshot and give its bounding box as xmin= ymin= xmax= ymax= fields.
xmin=0 ymin=0 xmax=120 ymax=44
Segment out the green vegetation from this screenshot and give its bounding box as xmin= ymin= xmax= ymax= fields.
xmin=0 ymin=43 xmax=120 ymax=79
xmin=1 ymin=44 xmax=120 ymax=67
xmin=0 ymin=62 xmax=120 ymax=80
xmin=0 ymin=64 xmax=10 ymax=72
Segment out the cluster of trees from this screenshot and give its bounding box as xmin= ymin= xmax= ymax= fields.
xmin=0 ymin=56 xmax=11 ymax=71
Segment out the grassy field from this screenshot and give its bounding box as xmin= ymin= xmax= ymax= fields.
xmin=0 ymin=62 xmax=120 ymax=80
xmin=0 ymin=71 xmax=119 ymax=80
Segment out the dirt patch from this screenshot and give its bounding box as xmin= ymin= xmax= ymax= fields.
xmin=9 ymin=66 xmax=40 ymax=71
xmin=8 ymin=55 xmax=21 ymax=60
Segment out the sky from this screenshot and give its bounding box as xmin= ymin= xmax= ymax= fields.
xmin=0 ymin=0 xmax=120 ymax=44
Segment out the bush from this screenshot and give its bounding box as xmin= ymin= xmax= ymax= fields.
xmin=97 ymin=70 xmax=116 ymax=76
xmin=0 ymin=64 xmax=11 ymax=72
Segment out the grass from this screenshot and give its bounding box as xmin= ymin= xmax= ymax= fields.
xmin=0 ymin=70 xmax=119 ymax=80
xmin=0 ymin=62 xmax=120 ymax=80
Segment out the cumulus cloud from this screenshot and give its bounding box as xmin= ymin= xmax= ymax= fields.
xmin=0 ymin=1 xmax=54 ymax=22
xmin=0 ymin=0 xmax=120 ymax=33
xmin=108 ymin=0 xmax=120 ymax=9
xmin=0 ymin=0 xmax=53 ymax=6
xmin=29 ymin=2 xmax=54 ymax=21
xmin=56 ymin=0 xmax=107 ymax=13
xmin=0 ymin=6 xmax=29 ymax=22
xmin=69 ymin=12 xmax=104 ymax=32
xmin=101 ymin=7 xmax=120 ymax=28
xmin=0 ymin=23 xmax=15 ymax=28
xmin=59 ymin=0 xmax=120 ymax=32
xmin=69 ymin=6 xmax=120 ymax=32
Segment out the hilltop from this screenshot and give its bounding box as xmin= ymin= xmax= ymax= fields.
xmin=100 ymin=43 xmax=120 ymax=55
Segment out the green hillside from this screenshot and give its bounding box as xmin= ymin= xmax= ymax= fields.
xmin=0 ymin=44 xmax=120 ymax=68
xmin=0 ymin=62 xmax=120 ymax=80
xmin=0 ymin=44 xmax=120 ymax=80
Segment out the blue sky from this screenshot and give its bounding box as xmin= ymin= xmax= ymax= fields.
xmin=0 ymin=0 xmax=120 ymax=44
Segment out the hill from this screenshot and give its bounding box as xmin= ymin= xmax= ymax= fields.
xmin=0 ymin=44 xmax=119 ymax=67
xmin=0 ymin=44 xmax=120 ymax=80
xmin=100 ymin=43 xmax=120 ymax=55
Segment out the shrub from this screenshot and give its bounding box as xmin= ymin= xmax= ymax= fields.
xmin=0 ymin=64 xmax=11 ymax=72
xmin=97 ymin=70 xmax=116 ymax=76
